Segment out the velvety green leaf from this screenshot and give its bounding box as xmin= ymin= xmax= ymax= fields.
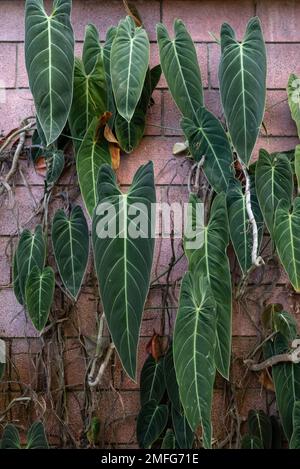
xmin=92 ymin=162 xmax=156 ymax=380
xmin=226 ymin=178 xmax=263 ymax=275
xmin=26 ymin=422 xmax=48 ymax=449
xmin=184 ymin=193 xmax=205 ymax=263
xmin=13 ymin=250 xmax=24 ymax=306
xmin=157 ymin=19 xmax=203 ymax=122
xmin=171 ymin=406 xmax=194 ymax=449
xmin=290 ymin=401 xmax=300 ymax=448
xmin=16 ymin=225 xmax=46 ymax=303
xmin=137 ymin=400 xmax=168 ymax=448
xmin=164 ymin=344 xmax=181 ymax=412
xmin=274 ymin=311 xmax=298 ymax=342
xmin=0 ymin=425 xmax=21 ymax=449
xmin=76 ymin=117 xmax=111 ymax=217
xmin=25 ymin=266 xmax=55 ymax=332
xmin=182 ymin=107 xmax=233 ymax=193
xmin=295 ymin=145 xmax=300 ymax=192
xmin=150 ymin=65 xmax=162 ymax=93
xmin=241 ymin=434 xmax=263 ymax=449
xmin=69 ymin=24 xmax=107 ymax=149
xmin=270 ymin=415 xmax=282 ymax=449
xmin=255 ymin=149 xmax=293 ymax=237
xmin=219 ymin=17 xmax=266 ymax=166
xmin=52 ymin=206 xmax=89 ymax=300
xmin=248 ymin=410 xmax=272 ymax=449
xmin=274 ymin=198 xmax=300 ymax=292
xmin=264 ymin=334 xmax=300 ymax=440
xmin=25 ymin=0 xmax=74 ymax=145
xmin=287 ymin=74 xmax=300 ymax=139
xmin=161 ymin=429 xmax=176 ymax=449
xmin=46 ymin=149 xmax=64 ymax=185
xmin=190 ymin=193 xmax=232 ymax=379
xmin=103 ymin=27 xmax=117 ymax=127
xmin=173 ymin=272 xmax=216 ymax=448
xmin=140 ymin=355 xmax=165 ymax=406
xmin=111 ymin=16 xmax=150 ymax=122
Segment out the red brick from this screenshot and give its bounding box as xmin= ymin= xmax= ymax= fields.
xmin=71 ymin=0 xmax=160 ymax=42
xmin=0 ymin=89 xmax=34 ymax=136
xmin=0 ymin=289 xmax=39 ymax=338
xmin=163 ymin=0 xmax=255 ymax=42
xmin=257 ymin=0 xmax=300 ymax=42
xmin=145 ymin=90 xmax=162 ymax=136
xmin=10 ymin=339 xmax=42 ymax=390
xmin=64 ymin=338 xmax=88 ymax=389
xmin=0 ymin=237 xmax=12 ymax=285
xmin=264 ymin=90 xmax=298 ymax=137
xmin=0 ymin=1 xmax=24 ymax=41
xmin=0 ymin=186 xmax=44 ymax=236
xmin=16 ymin=43 xmax=28 ymax=89
xmin=0 ymin=43 xmax=17 ymax=88
xmin=63 ymin=288 xmax=99 ymax=338
xmin=252 ymin=136 xmax=299 ymax=162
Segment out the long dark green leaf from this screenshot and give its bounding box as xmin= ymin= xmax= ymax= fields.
xmin=164 ymin=344 xmax=181 ymax=412
xmin=92 ymin=162 xmax=156 ymax=380
xmin=171 ymin=406 xmax=194 ymax=449
xmin=16 ymin=225 xmax=46 ymax=303
xmin=69 ymin=24 xmax=107 ymax=148
xmin=255 ymin=149 xmax=293 ymax=237
xmin=111 ymin=16 xmax=150 ymax=122
xmin=287 ymin=73 xmax=300 ymax=139
xmin=76 ymin=117 xmax=111 ymax=217
xmin=140 ymin=355 xmax=165 ymax=406
xmin=0 ymin=425 xmax=21 ymax=449
xmin=161 ymin=429 xmax=176 ymax=449
xmin=274 ymin=198 xmax=300 ymax=292
xmin=157 ymin=19 xmax=203 ymax=122
xmin=26 ymin=422 xmax=48 ymax=449
xmin=219 ymin=17 xmax=266 ymax=166
xmin=52 ymin=206 xmax=89 ymax=300
xmin=46 ymin=149 xmax=64 ymax=185
xmin=25 ymin=266 xmax=55 ymax=332
xmin=103 ymin=27 xmax=117 ymax=127
xmin=264 ymin=334 xmax=300 ymax=441
xmin=182 ymin=107 xmax=233 ymax=193
xmin=226 ymin=178 xmax=263 ymax=275
xmin=190 ymin=193 xmax=232 ymax=379
xmin=25 ymin=0 xmax=74 ymax=145
xmin=290 ymin=401 xmax=300 ymax=448
xmin=173 ymin=272 xmax=216 ymax=448
xmin=241 ymin=434 xmax=263 ymax=449
xmin=248 ymin=410 xmax=272 ymax=449
xmin=137 ymin=400 xmax=168 ymax=448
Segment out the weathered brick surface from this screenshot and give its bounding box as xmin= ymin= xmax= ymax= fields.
xmin=0 ymin=0 xmax=298 ymax=448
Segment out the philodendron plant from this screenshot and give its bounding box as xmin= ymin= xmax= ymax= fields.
xmin=13 ymin=0 xmax=160 ymax=383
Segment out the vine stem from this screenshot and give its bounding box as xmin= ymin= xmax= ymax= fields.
xmin=244 ymin=339 xmax=300 ymax=371
xmin=240 ymin=158 xmax=264 ymax=267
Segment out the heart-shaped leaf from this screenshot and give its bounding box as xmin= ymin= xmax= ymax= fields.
xmin=92 ymin=162 xmax=156 ymax=380
xmin=26 ymin=422 xmax=48 ymax=449
xmin=25 ymin=266 xmax=55 ymax=332
xmin=111 ymin=16 xmax=150 ymax=122
xmin=264 ymin=334 xmax=300 ymax=441
xmin=16 ymin=225 xmax=46 ymax=303
xmin=181 ymin=107 xmax=233 ymax=193
xmin=226 ymin=178 xmax=263 ymax=275
xmin=171 ymin=406 xmax=194 ymax=449
xmin=274 ymin=198 xmax=300 ymax=292
xmin=76 ymin=117 xmax=111 ymax=217
xmin=256 ymin=149 xmax=293 ymax=237
xmin=161 ymin=429 xmax=176 ymax=449
xmin=173 ymin=272 xmax=216 ymax=448
xmin=190 ymin=193 xmax=232 ymax=379
xmin=52 ymin=206 xmax=89 ymax=300
xmin=157 ymin=19 xmax=203 ymax=122
xmin=164 ymin=344 xmax=181 ymax=412
xmin=140 ymin=355 xmax=165 ymax=406
xmin=137 ymin=400 xmax=168 ymax=448
xmin=262 ymin=304 xmax=297 ymax=342
xmin=290 ymin=401 xmax=300 ymax=449
xmin=0 ymin=425 xmax=21 ymax=449
xmin=25 ymin=0 xmax=74 ymax=145
xmin=248 ymin=410 xmax=272 ymax=449
xmin=287 ymin=74 xmax=300 ymax=139
xmin=219 ymin=17 xmax=266 ymax=166
xmin=69 ymin=24 xmax=107 ymax=149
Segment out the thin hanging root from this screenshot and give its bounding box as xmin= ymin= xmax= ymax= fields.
xmin=88 ymin=343 xmax=115 ymax=388
xmin=88 ymin=314 xmax=115 ymax=387
xmin=244 ymin=339 xmax=300 ymax=371
xmin=188 ymin=156 xmax=205 ymax=194
xmin=240 ymin=159 xmax=264 ymax=267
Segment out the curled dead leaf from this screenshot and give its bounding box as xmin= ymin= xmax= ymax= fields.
xmin=123 ymin=0 xmax=143 ymax=27
xmin=109 ymin=143 xmax=120 ymax=171
xmin=259 ymin=369 xmax=275 ymax=392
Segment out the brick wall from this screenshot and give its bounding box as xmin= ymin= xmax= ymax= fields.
xmin=0 ymin=0 xmax=300 ymax=448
